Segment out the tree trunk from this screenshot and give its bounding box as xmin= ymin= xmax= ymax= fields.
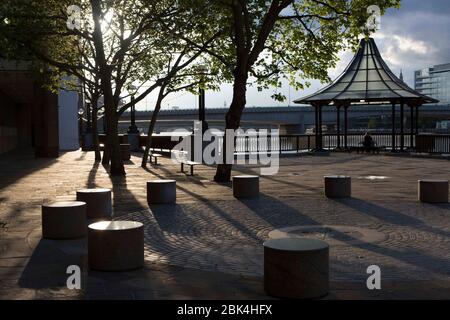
xmin=91 ymin=97 xmax=101 ymax=162
xmin=142 ymin=86 xmax=165 ymax=167
xmin=90 ymin=0 xmax=124 ymax=175
xmin=101 ymin=116 xmax=110 ymax=165
xmin=102 ymin=141 xmax=110 ymax=165
xmin=107 ymin=110 xmax=125 ymax=175
xmin=214 ymin=74 xmax=247 ymax=182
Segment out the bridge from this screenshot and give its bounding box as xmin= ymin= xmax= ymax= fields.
xmin=119 ymin=104 xmax=450 ymax=134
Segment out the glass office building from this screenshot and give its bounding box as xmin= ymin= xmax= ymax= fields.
xmin=415 ymin=63 xmax=450 ymax=105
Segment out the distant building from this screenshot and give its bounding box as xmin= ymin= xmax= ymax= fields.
xmin=436 ymin=120 xmax=450 ymax=130
xmin=415 ymin=63 xmax=450 ymax=105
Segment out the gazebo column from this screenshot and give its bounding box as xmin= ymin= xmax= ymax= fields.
xmin=336 ymin=105 xmax=341 ymax=150
xmin=409 ymin=104 xmax=414 ymax=149
xmin=391 ymin=103 xmax=396 ymax=152
xmin=400 ymin=101 xmax=404 ymax=152
xmin=318 ymin=105 xmax=323 ymax=150
xmin=415 ymin=105 xmax=420 ymax=136
xmin=314 ymin=104 xmax=319 ymax=149
xmin=344 ymin=105 xmax=349 ymax=149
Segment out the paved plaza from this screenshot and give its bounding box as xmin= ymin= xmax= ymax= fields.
xmin=0 ymin=149 xmax=449 ymax=299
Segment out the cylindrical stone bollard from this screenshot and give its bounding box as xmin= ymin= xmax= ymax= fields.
xmin=76 ymin=188 xmax=112 ymax=219
xmin=42 ymin=201 xmax=87 ymax=239
xmin=418 ymin=179 xmax=449 ymax=203
xmin=324 ymin=175 xmax=351 ymax=198
xmin=88 ymin=220 xmax=144 ymax=271
xmin=147 ymin=180 xmax=176 ymax=204
xmin=264 ymin=238 xmax=329 ymax=299
xmin=232 ymin=175 xmax=260 ymax=198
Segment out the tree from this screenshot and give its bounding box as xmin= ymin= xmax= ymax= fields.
xmin=1 ymin=0 xmax=221 ymax=175
xmin=139 ymin=0 xmax=223 ymax=167
xmin=83 ymin=76 xmax=103 ymax=162
xmin=140 ymin=62 xmax=220 ymax=167
xmin=184 ymin=0 xmax=400 ymax=182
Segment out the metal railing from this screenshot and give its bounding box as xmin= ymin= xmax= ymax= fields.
xmin=416 ymin=134 xmax=450 ymax=153
xmin=97 ymin=132 xmax=450 ymax=155
xmin=322 ymin=133 xmax=415 ymax=150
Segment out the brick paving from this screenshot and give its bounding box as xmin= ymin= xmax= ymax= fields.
xmin=0 ymin=149 xmax=450 ymax=299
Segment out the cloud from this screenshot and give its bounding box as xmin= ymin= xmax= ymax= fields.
xmin=140 ymin=0 xmax=450 ymax=109
xmin=303 ymin=1 xmax=450 ymax=95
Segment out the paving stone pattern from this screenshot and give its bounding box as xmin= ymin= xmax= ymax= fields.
xmin=1 ymin=149 xmax=450 ymax=299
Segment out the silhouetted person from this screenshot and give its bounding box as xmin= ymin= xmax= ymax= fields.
xmin=362 ymin=132 xmax=374 ymax=151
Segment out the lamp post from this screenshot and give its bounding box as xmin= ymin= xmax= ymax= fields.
xmin=191 ymin=65 xmax=209 ymax=162
xmin=79 ymin=106 xmax=93 ymax=150
xmin=78 ymin=107 xmax=85 ymax=147
xmin=198 ymin=66 xmax=208 ymax=133
xmin=86 ymin=103 xmax=92 ymax=133
xmin=126 ymin=85 xmax=141 ymax=151
xmin=127 ymin=85 xmax=139 ymax=134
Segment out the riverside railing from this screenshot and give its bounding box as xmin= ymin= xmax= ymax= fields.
xmin=99 ymin=132 xmax=450 ymax=155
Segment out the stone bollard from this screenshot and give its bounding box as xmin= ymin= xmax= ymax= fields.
xmin=232 ymin=175 xmax=260 ymax=198
xmin=42 ymin=201 xmax=87 ymax=239
xmin=76 ymin=188 xmax=112 ymax=219
xmin=88 ymin=221 xmax=144 ymax=271
xmin=324 ymin=175 xmax=351 ymax=198
xmin=264 ymin=238 xmax=329 ymax=299
xmin=418 ymin=179 xmax=449 ymax=203
xmin=147 ymin=180 xmax=177 ymax=204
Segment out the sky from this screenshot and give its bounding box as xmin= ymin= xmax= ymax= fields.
xmin=136 ymin=0 xmax=450 ymax=111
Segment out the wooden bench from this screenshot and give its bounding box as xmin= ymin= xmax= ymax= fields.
xmin=149 ymin=153 xmax=163 ymax=165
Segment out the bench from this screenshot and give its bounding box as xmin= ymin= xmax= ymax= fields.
xmin=181 ymin=160 xmax=202 ymax=176
xmin=349 ymin=143 xmax=386 ymax=154
xmin=149 ymin=153 xmax=163 ymax=165
xmin=173 ymin=151 xmax=202 ymax=175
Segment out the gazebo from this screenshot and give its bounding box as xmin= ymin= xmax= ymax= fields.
xmin=294 ymin=37 xmax=438 ymax=152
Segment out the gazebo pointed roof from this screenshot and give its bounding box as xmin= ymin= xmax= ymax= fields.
xmin=294 ymin=38 xmax=439 ymax=106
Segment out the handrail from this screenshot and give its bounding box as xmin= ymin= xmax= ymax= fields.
xmin=97 ymin=132 xmax=450 ymax=155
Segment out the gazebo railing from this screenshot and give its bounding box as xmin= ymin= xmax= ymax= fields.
xmin=322 ymin=132 xmax=415 ymax=150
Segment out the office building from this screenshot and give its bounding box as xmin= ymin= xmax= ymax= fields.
xmin=415 ymin=63 xmax=450 ymax=105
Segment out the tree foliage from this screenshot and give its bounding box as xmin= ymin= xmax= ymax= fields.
xmin=0 ymin=0 xmax=222 ymax=174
